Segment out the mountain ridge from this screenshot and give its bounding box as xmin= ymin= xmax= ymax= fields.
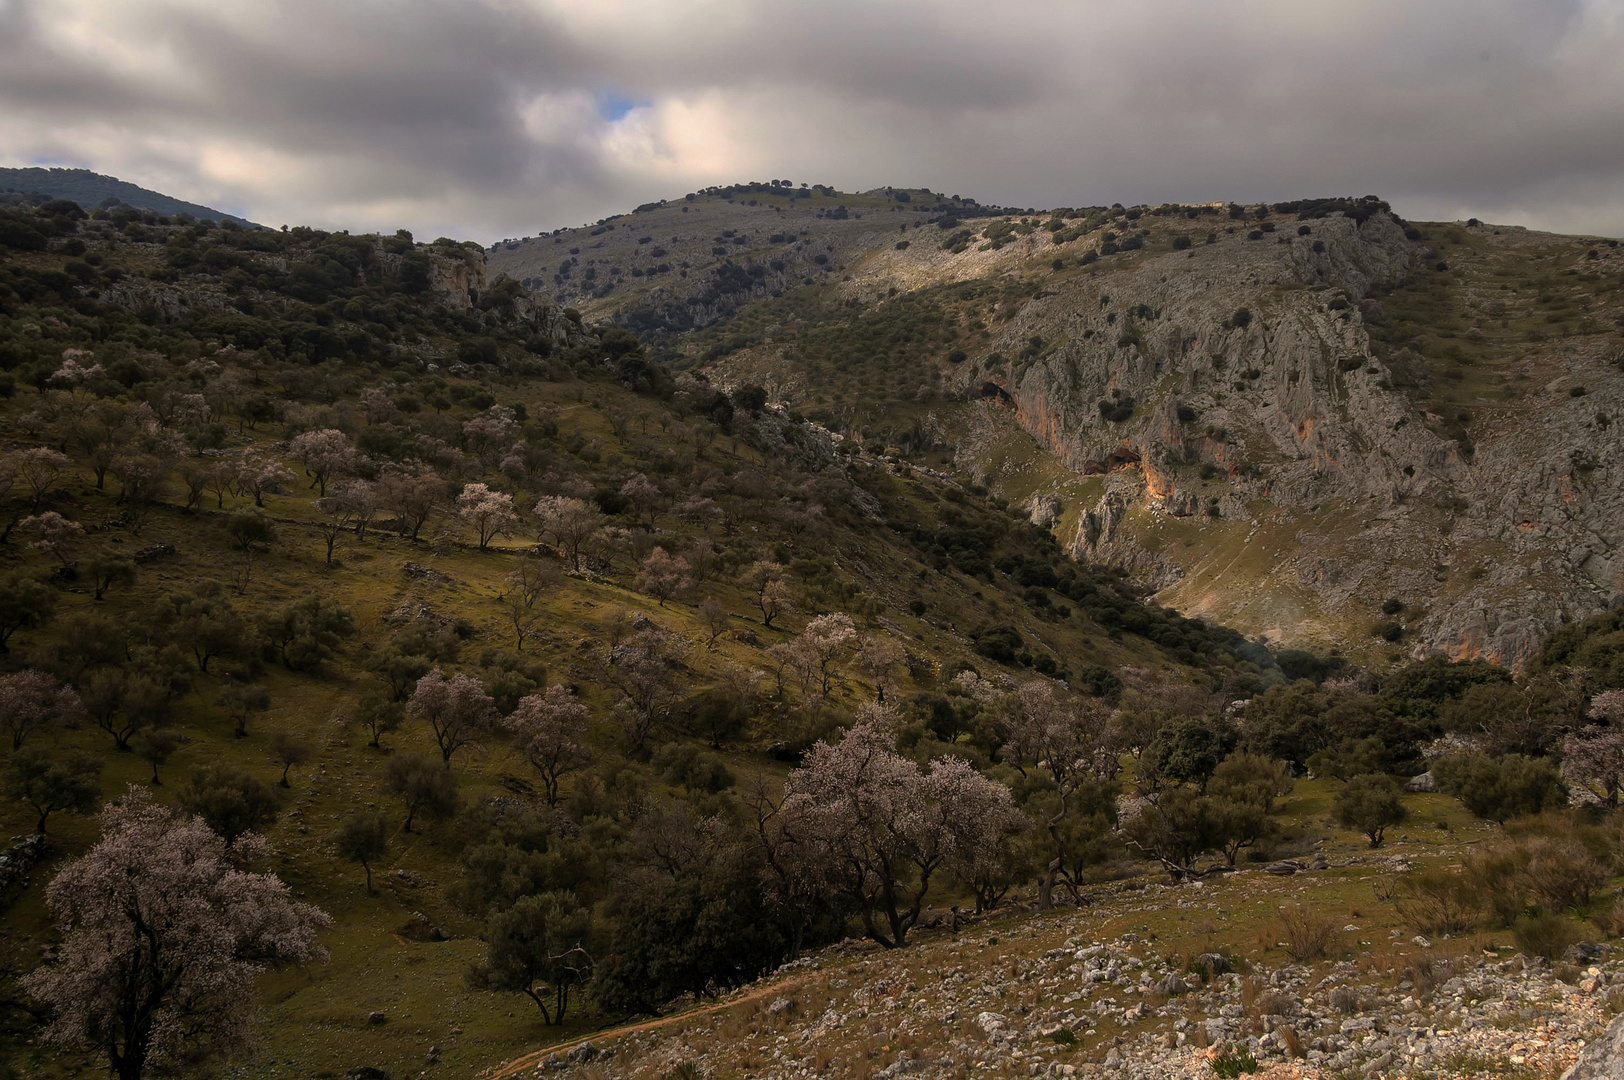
xmin=0 ymin=166 xmax=256 ymax=227
xmin=490 ymin=186 xmax=1624 ymax=669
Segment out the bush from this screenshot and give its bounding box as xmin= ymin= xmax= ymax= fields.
xmin=1277 ymin=903 xmax=1339 ymax=961
xmin=1334 ymin=774 xmax=1408 ymax=847
xmin=1433 ymin=753 xmax=1567 ymax=822
xmin=1230 ymin=308 xmax=1252 ymax=329
xmin=178 ymin=763 xmax=280 ymax=843
xmin=1592 ymin=894 xmax=1624 ymax=939
xmin=1513 ymin=911 xmax=1581 ymax=960
xmin=1466 ymin=831 xmax=1611 ymax=924
xmin=1387 ymin=867 xmax=1482 ymax=936
xmin=1210 ymin=1046 xmax=1259 ymax=1077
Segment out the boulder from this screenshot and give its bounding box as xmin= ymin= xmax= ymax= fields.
xmin=1566 ymin=942 xmax=1604 ymax=963
xmin=1265 ymin=860 xmax=1302 ymax=876
xmin=1404 ymin=771 xmax=1437 ymax=792
xmin=1155 ymin=973 xmax=1191 ymax=996
xmin=1562 ymin=1009 xmax=1624 ymax=1080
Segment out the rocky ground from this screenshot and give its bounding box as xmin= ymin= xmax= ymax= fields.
xmin=485 ymin=869 xmax=1618 ymax=1080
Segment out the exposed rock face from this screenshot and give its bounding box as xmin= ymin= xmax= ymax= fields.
xmin=957 ymin=212 xmax=1623 ymax=667
xmin=1561 ymin=1009 xmax=1624 ymax=1080
xmin=499 ymin=187 xmax=1623 ymax=667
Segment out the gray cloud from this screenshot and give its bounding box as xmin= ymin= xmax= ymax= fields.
xmin=2 ymin=0 xmax=1622 ymax=241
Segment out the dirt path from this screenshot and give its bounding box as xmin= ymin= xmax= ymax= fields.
xmin=482 ymin=974 xmax=808 ymax=1079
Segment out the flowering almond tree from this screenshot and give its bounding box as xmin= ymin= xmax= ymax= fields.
xmin=0 ymin=669 xmax=84 ymax=750
xmin=286 ymin=428 xmax=357 ymax=496
xmin=780 ymin=708 xmax=1018 ymax=947
xmin=505 ymin=686 xmax=593 ymax=806
xmin=533 ymin=495 xmax=605 ymax=570
xmin=21 ymin=788 xmax=328 ymax=1080
xmin=457 ymin=482 xmax=518 ymax=551
xmin=408 ymin=668 xmax=498 ymax=763
xmin=1563 ymin=689 xmax=1624 ymax=806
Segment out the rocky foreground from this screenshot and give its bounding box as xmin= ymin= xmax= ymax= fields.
xmin=489 ymin=879 xmax=1620 ymax=1080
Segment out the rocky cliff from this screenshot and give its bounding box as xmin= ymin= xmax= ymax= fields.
xmin=496 ymin=186 xmax=1624 ymax=668
xmin=957 ymin=211 xmax=1623 ymax=666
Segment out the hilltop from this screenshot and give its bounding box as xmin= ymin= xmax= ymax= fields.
xmin=0 ymin=167 xmax=256 ymax=227
xmin=492 ymin=184 xmax=1624 ymax=669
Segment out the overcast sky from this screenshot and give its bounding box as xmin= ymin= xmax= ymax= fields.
xmin=3 ymin=0 xmax=1623 ymax=243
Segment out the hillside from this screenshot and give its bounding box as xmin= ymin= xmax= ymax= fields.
xmin=0 ymin=167 xmax=255 ymax=227
xmin=491 ymin=186 xmax=1624 ymax=669
xmin=1 ymin=187 xmax=1622 ymax=1080
xmin=0 ymin=190 xmax=1308 ymax=1079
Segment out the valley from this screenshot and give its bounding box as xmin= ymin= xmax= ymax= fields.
xmin=0 ymin=179 xmax=1619 ymax=1080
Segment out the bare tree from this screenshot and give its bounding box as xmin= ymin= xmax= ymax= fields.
xmin=606 ymin=630 xmax=681 ymax=753
xmin=333 ymin=478 xmax=378 ymax=539
xmin=697 ymin=596 xmax=731 ymax=648
xmin=21 ymin=788 xmax=329 ymax=1080
xmin=854 ymin=634 xmax=906 ymax=703
xmin=311 ymin=495 xmax=357 ymax=566
xmin=685 ymin=538 xmax=719 ymax=581
xmin=505 ymin=686 xmax=593 ymax=806
xmin=13 ymin=447 xmax=72 ymax=511
xmin=408 ymin=668 xmax=498 ymax=763
xmin=502 ymin=554 xmax=562 ymax=649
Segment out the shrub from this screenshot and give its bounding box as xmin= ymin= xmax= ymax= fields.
xmin=1373 ymin=620 xmax=1404 ymax=642
xmin=1210 ymin=1046 xmax=1259 ymax=1077
xmin=1277 ymin=903 xmax=1339 ymax=961
xmin=1230 ymin=308 xmax=1252 ymax=329
xmin=1433 ymin=753 xmax=1567 ymax=822
xmin=178 ymin=763 xmax=280 ymax=844
xmin=1335 ymin=774 xmax=1408 ymax=846
xmin=1592 ymin=894 xmax=1624 ymax=939
xmin=1172 ymin=235 xmax=1191 ymax=250
xmin=1513 ymin=911 xmax=1581 ymax=960
xmin=1466 ymin=832 xmax=1611 ymax=924
xmin=1387 ymin=867 xmax=1482 ymax=936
